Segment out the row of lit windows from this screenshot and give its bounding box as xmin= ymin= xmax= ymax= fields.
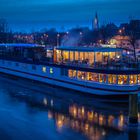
xmin=56 ymin=51 xmax=120 ymax=65
xmin=68 ymin=69 xmax=140 ymax=85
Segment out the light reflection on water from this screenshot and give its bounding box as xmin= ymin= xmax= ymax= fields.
xmin=0 ymin=77 xmax=140 ymax=140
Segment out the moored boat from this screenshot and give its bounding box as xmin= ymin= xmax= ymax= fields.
xmin=0 ymin=43 xmax=139 ymax=97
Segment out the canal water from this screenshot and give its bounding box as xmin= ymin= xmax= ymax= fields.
xmin=0 ymin=76 xmax=140 ymax=140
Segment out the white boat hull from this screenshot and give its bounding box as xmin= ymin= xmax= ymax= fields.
xmin=0 ymin=60 xmax=139 ymax=96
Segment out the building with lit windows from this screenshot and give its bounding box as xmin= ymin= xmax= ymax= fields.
xmin=109 ymin=35 xmax=133 ymax=49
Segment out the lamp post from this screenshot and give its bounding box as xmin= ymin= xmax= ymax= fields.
xmin=57 ymin=33 xmax=60 ymax=47
xmin=79 ymin=32 xmax=83 ymax=46
xmin=44 ymin=34 xmax=48 ymax=45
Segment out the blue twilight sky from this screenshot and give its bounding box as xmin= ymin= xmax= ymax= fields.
xmin=0 ymin=0 xmax=140 ymax=32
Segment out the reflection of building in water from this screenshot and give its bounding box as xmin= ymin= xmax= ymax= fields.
xmin=44 ymin=98 xmax=128 ymax=139
xmin=42 ymin=97 xmax=126 ymax=140
xmin=53 ymin=112 xmax=105 ymax=140
xmin=69 ymin=105 xmax=125 ymax=131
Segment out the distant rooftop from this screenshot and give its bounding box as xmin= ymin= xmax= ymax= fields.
xmin=56 ymin=46 xmax=122 ymax=52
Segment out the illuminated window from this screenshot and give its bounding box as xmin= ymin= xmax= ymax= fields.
xmin=70 ymin=51 xmax=74 ymax=61
xmin=108 ymin=75 xmax=117 ymax=84
xmin=63 ymin=51 xmax=69 ymax=62
xmin=50 ymin=68 xmax=53 ymax=74
xmin=42 ymin=66 xmax=46 ymax=73
xmin=87 ymin=72 xmax=92 ymax=81
xmin=56 ymin=50 xmax=62 ymax=63
xmin=118 ymin=75 xmax=128 ymax=85
xmin=72 ymin=70 xmax=77 ymax=78
xmin=77 ymin=71 xmax=86 ymax=80
xmin=79 ymin=52 xmax=84 ymax=61
xmin=129 ymin=75 xmax=137 ymax=85
xmin=99 ymin=74 xmax=107 ymax=83
xmin=68 ymin=70 xmax=73 ymax=78
xmin=75 ymin=51 xmax=79 ymax=61
xmin=92 ymin=73 xmax=99 ymax=82
xmin=138 ymin=75 xmax=140 ymax=84
xmin=89 ymin=52 xmax=94 ymax=65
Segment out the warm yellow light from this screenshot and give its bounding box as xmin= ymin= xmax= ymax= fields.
xmin=81 ymin=107 xmax=85 ymax=115
xmin=48 ymin=111 xmax=53 ymax=119
xmin=57 ymin=120 xmax=63 ymax=128
xmin=42 ymin=66 xmax=46 ymax=73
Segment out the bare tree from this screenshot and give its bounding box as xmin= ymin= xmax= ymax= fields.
xmin=130 ymin=31 xmax=137 ymax=63
xmin=0 ymin=18 xmax=12 ymax=43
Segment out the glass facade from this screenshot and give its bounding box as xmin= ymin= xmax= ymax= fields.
xmin=68 ymin=69 xmax=139 ymax=85
xmin=108 ymin=75 xmax=117 ymax=84
xmin=118 ymin=75 xmax=128 ymax=85
xmin=56 ymin=50 xmax=120 ymax=67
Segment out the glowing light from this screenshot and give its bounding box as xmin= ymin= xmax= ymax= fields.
xmin=81 ymin=107 xmax=85 ymax=116
xmin=99 ymin=40 xmax=102 ymax=43
xmin=99 ymin=115 xmax=104 ymax=125
xmin=42 ymin=66 xmax=46 ymax=73
xmin=116 ymin=55 xmax=120 ymax=59
xmin=48 ymin=111 xmax=53 ymax=119
xmin=85 ymin=123 xmax=89 ymax=131
xmin=71 ymin=106 xmax=77 ymax=117
xmin=118 ymin=114 xmax=124 ymax=128
xmin=87 ymin=111 xmax=94 ymax=121
xmin=50 ymin=68 xmax=53 ymax=74
xmin=80 ymin=32 xmax=83 ymax=35
xmin=57 ymin=120 xmax=63 ymax=128
xmin=43 ymin=98 xmax=47 ymax=106
xmin=102 ymin=130 xmax=106 ymax=136
xmin=56 ymin=115 xmax=64 ymax=129
xmin=119 ymin=29 xmax=122 ymax=34
xmin=51 ymin=99 xmax=54 ymax=106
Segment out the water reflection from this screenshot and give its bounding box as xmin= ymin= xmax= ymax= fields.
xmin=0 ymin=77 xmax=140 ymax=140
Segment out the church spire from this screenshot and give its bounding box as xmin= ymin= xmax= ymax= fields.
xmin=93 ymin=12 xmax=99 ymax=31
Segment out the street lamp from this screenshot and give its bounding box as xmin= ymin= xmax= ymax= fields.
xmin=57 ymin=33 xmax=60 ymax=47
xmin=119 ymin=29 xmax=122 ymax=34
xmin=80 ymin=32 xmax=83 ymax=36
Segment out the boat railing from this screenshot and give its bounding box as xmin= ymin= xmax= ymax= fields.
xmin=0 ymin=55 xmax=140 ymax=71
xmin=56 ymin=60 xmax=140 ymax=70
